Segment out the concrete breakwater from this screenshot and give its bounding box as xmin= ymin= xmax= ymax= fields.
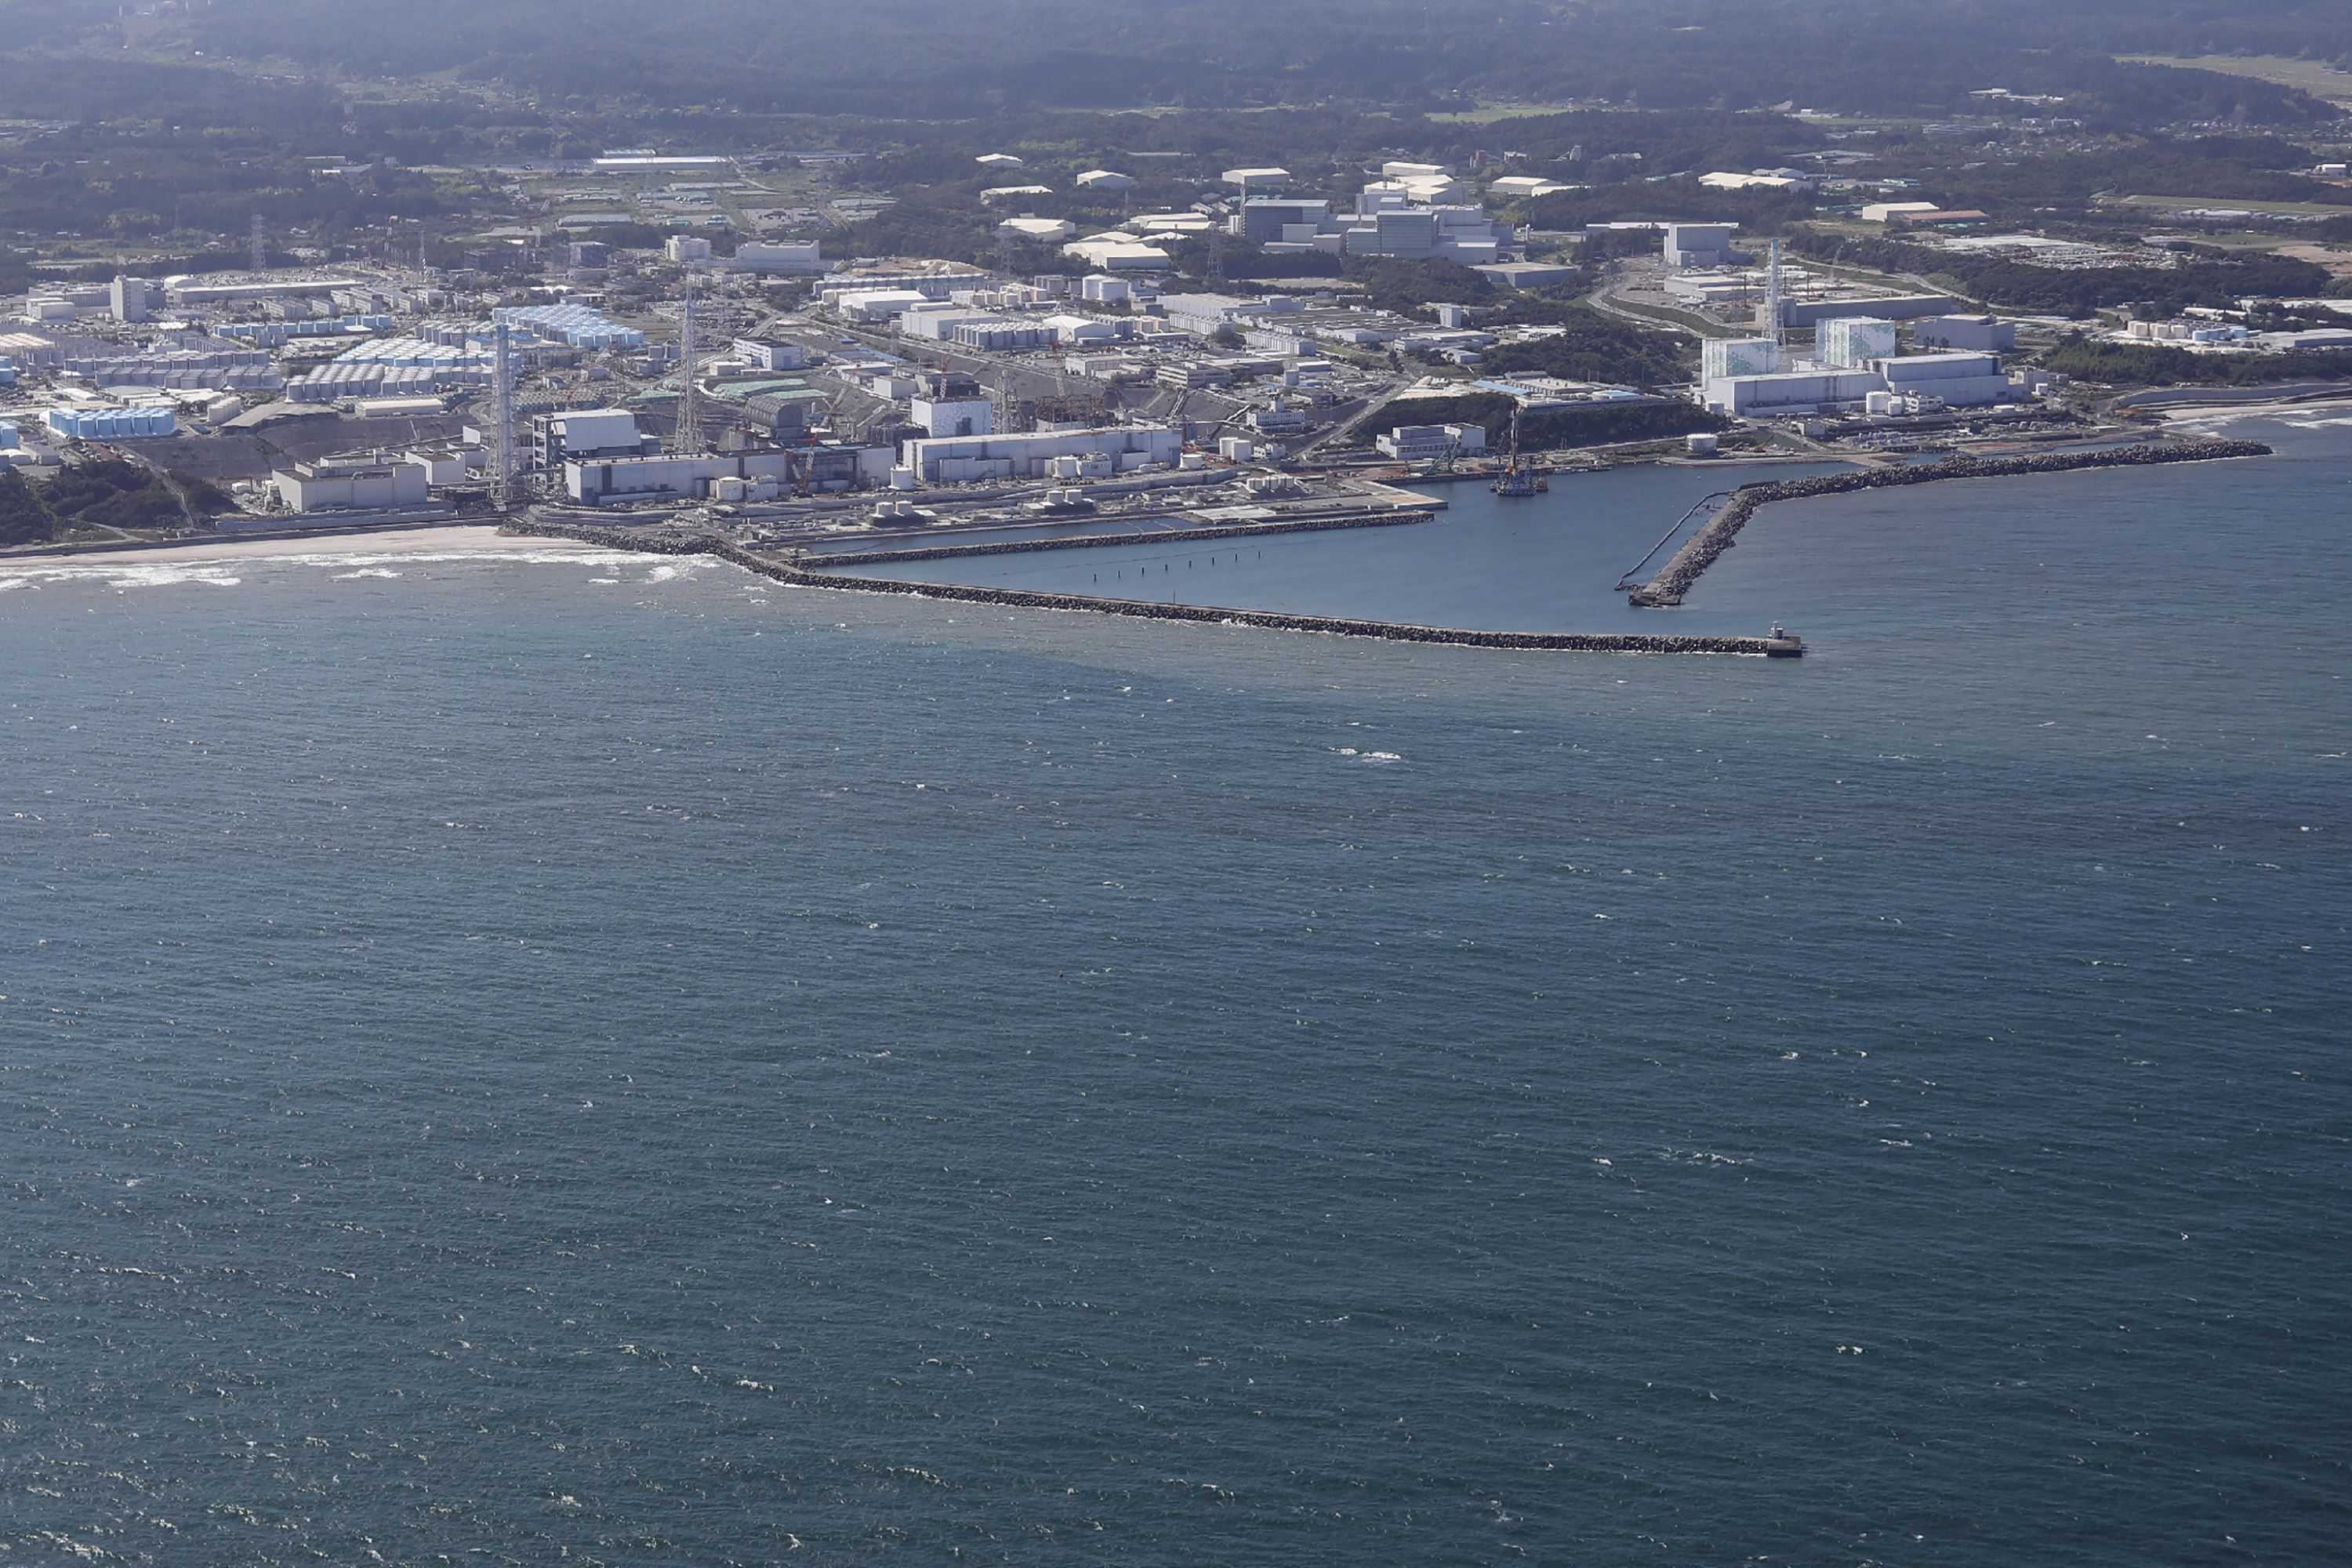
xmin=502 ymin=515 xmax=1786 ymax=656
xmin=1630 ymin=437 xmax=2272 ymax=607
xmin=809 ymin=508 xmax=1436 ymax=568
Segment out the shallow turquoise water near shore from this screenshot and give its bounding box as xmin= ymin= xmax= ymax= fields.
xmin=1 ymin=418 xmax=2347 ymax=1564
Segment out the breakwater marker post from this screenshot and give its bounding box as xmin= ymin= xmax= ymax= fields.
xmin=1628 ymin=438 xmax=2274 ymax=608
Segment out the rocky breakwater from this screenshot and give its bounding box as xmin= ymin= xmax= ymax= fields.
xmin=1629 ymin=437 xmax=2273 ymax=608
xmin=501 ymin=514 xmax=1786 ymax=656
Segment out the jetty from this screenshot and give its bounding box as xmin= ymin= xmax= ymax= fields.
xmin=1629 ymin=437 xmax=2272 ymax=607
xmin=503 ymin=514 xmax=1791 ymax=657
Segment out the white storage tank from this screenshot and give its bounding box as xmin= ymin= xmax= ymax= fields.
xmin=1685 ymin=432 xmax=1719 ymax=456
xmin=1178 ymin=451 xmax=1206 ymax=470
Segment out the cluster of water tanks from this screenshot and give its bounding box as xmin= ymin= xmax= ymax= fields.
xmin=491 ymin=303 xmax=647 ymax=351
xmin=286 ymin=365 xmax=448 ymax=403
xmin=45 ymin=406 xmax=176 ymax=440
xmin=870 ymin=499 xmax=930 ymax=522
xmin=217 ymin=316 xmax=393 ymax=346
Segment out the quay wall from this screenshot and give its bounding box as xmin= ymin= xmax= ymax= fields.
xmin=811 ymin=507 xmax=1436 ymax=568
xmin=501 ymin=515 xmax=1780 ymax=656
xmin=1631 ymin=437 xmax=2272 ymax=607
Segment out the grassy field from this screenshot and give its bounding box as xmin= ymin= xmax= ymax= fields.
xmin=2118 ymin=54 xmax=2352 ymax=107
xmin=1428 ymin=102 xmax=1583 ymax=124
xmin=2115 ymin=193 xmax=2352 ymax=217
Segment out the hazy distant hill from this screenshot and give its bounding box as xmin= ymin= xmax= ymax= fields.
xmin=109 ymin=0 xmax=2352 ymax=123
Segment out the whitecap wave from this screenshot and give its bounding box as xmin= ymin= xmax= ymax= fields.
xmin=330 ymin=568 xmax=402 ymax=581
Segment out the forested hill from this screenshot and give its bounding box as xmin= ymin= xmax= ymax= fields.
xmin=41 ymin=0 xmax=2341 ymax=124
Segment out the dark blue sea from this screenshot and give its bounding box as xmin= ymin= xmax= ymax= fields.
xmin=3 ymin=416 xmax=2347 ymax=1565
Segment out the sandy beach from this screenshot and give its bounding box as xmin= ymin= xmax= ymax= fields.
xmin=0 ymin=524 xmax=637 ymax=571
xmin=2158 ymin=397 xmax=2352 ymax=428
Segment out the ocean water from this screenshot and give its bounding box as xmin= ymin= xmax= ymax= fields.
xmin=2 ymin=419 xmax=2347 ymax=1565
xmin=832 ymin=458 xmax=1857 ymax=634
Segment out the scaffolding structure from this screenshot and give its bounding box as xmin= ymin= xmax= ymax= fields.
xmin=672 ymin=289 xmax=703 ymax=454
xmin=489 ymin=323 xmax=516 ymax=512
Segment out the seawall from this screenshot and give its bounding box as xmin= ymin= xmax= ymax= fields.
xmin=808 ymin=508 xmax=1436 ymax=568
xmin=501 ymin=516 xmax=1785 ymax=657
xmin=1630 ymin=437 xmax=2273 ymax=607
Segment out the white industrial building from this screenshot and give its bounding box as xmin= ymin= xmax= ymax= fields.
xmin=910 ymin=390 xmax=994 ymax=439
xmin=1699 ymin=368 xmax=1883 ymax=416
xmin=1473 ymin=261 xmax=1577 ymax=290
xmin=1375 ymin=423 xmax=1486 ymax=462
xmin=1486 ymin=176 xmax=1576 ymax=199
xmin=1664 ymin=223 xmax=1739 ymax=268
xmin=1075 ymin=169 xmax=1136 ymax=191
xmin=1062 ymin=237 xmax=1171 ymax=270
xmin=1041 ymin=314 xmax=1127 ymax=346
xmin=836 ymin=289 xmax=937 ymax=323
xmin=997 ymin=216 xmax=1076 ymax=242
xmin=271 ymin=454 xmax=432 ymax=514
xmin=975 ymin=153 xmax=1025 ymax=169
xmin=533 ymin=408 xmax=648 ymax=470
xmin=1818 ymin=317 xmax=1900 ymax=368
xmin=732 ymin=338 xmax=808 ymax=372
xmin=565 ymin=446 xmax=892 ymax=505
xmin=1910 ymin=314 xmax=2017 ymax=351
xmin=1081 ymin=274 xmax=1138 ymax=304
xmin=903 ymin=424 xmax=1181 ymax=483
xmin=1224 ymin=167 xmax=1294 ymax=193
xmin=1867 ymin=350 xmax=2015 ymax=407
xmin=109 ymin=275 xmax=155 ymax=323
xmin=666 ymin=234 xmax=713 ymax=263
xmin=1860 ymin=201 xmax=1940 ymax=223
xmin=725 ymin=240 xmax=827 ymax=274
xmin=1701 ymin=338 xmax=1782 ymax=381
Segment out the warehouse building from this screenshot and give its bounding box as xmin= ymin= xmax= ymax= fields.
xmin=1075 ymin=169 xmax=1136 ymax=191
xmin=1909 ymin=314 xmax=2017 ymax=351
xmin=1779 ymin=294 xmax=1964 ymax=328
xmin=1223 ymin=167 xmax=1294 ymax=194
xmin=1062 ymin=237 xmax=1172 ymax=270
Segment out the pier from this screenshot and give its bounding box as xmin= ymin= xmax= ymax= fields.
xmin=808 ymin=507 xmax=1438 ymax=569
xmin=1628 ymin=437 xmax=2274 ymax=608
xmin=503 ymin=516 xmax=1793 ymax=657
